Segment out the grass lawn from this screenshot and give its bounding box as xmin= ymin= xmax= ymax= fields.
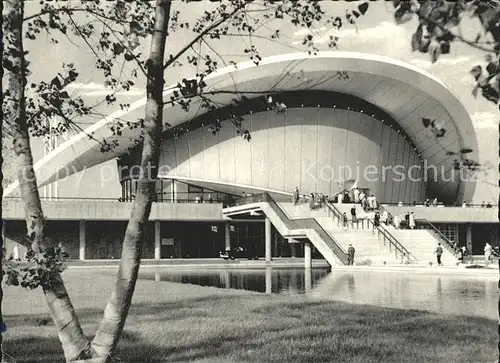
xmin=3 ymin=268 xmax=497 ymax=363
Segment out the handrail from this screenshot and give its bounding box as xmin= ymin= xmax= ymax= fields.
xmin=379 ymin=202 xmax=497 ymax=208
xmin=366 ymin=218 xmax=415 ymax=263
xmin=324 ymin=202 xmax=342 ymax=225
xmin=232 ymin=193 xmax=350 ymax=265
xmin=293 ymin=217 xmax=350 ymax=265
xmin=419 ymin=218 xmax=460 ymax=255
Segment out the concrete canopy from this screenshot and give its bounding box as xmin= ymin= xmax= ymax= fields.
xmin=6 ymin=51 xmax=478 ymax=202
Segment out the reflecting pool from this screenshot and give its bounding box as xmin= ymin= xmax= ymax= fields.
xmin=138 ymin=268 xmax=498 ymax=319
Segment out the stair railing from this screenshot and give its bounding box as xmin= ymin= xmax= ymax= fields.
xmin=366 ymin=218 xmax=415 ymax=263
xmin=325 ymin=202 xmax=343 ymax=226
xmin=232 ymin=192 xmax=350 ymax=265
xmin=419 ymin=218 xmax=460 ymax=256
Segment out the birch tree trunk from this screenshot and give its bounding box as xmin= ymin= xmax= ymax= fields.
xmin=3 ymin=1 xmax=91 ymax=361
xmin=90 ymin=0 xmax=171 ymax=359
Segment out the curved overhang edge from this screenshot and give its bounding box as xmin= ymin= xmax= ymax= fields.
xmin=5 ymin=51 xmax=478 ymax=202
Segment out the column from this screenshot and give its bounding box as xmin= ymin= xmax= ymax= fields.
xmin=225 ymin=223 xmax=231 ymax=250
xmin=304 ymin=265 xmax=312 ymax=292
xmin=171 ymin=179 xmax=177 ymax=203
xmin=154 ymin=220 xmax=161 ymax=260
xmin=466 ymin=223 xmax=472 ymax=253
xmin=265 ymin=218 xmax=272 ymax=262
xmin=2 ymin=220 xmax=6 ymax=258
xmin=304 ymin=241 xmax=312 ymax=268
xmin=265 ymin=266 xmax=272 ymax=294
xmin=273 ymin=229 xmax=279 ymax=258
xmin=79 ymin=220 xmax=86 ymax=261
xmin=290 ymin=241 xmax=297 ymax=258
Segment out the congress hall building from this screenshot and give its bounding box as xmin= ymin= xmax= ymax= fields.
xmin=3 ymin=52 xmax=498 ymax=265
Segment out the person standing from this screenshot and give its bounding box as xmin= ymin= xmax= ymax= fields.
xmin=404 ymin=212 xmax=410 ymax=229
xmin=350 ymin=205 xmax=357 ymax=224
xmin=293 ymin=187 xmax=300 ymax=205
xmin=373 ymin=211 xmax=380 ymax=230
xmin=12 ymin=243 xmax=20 ymax=261
xmin=347 ymin=244 xmax=355 ymax=266
xmin=381 ymin=210 xmax=388 ymax=225
xmin=342 ymin=212 xmax=348 ymax=230
xmin=484 ymin=242 xmax=493 ymax=265
xmin=435 ymin=243 xmax=443 ymax=266
xmin=409 ymin=212 xmax=416 ymax=229
xmin=353 ymin=188 xmax=360 ymax=204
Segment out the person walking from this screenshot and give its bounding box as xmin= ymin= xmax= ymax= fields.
xmin=435 ymin=243 xmax=444 ymax=266
xmin=347 ymin=244 xmax=355 ymax=266
xmin=484 ymin=242 xmax=493 ymax=265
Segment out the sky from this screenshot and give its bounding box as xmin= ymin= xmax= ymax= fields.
xmin=19 ymin=1 xmax=499 ymax=202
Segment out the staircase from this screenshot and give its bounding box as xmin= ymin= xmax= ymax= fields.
xmin=279 ymin=203 xmax=406 ymax=264
xmin=323 ymin=226 xmax=405 ymax=265
xmin=384 ymin=227 xmax=457 ymax=265
xmin=224 ymin=194 xmax=349 ymax=266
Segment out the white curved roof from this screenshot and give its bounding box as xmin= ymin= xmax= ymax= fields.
xmin=5 ymin=51 xmax=478 ymax=201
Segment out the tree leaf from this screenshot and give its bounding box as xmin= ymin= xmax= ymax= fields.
xmin=50 ymin=76 xmax=62 ymax=89
xmin=358 ymin=2 xmax=369 ymax=15
xmin=422 ymin=118 xmax=431 ymax=128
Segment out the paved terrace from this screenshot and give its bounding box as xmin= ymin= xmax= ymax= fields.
xmin=2 ymin=198 xmax=225 ymax=221
xmin=383 ymin=205 xmax=498 ymax=223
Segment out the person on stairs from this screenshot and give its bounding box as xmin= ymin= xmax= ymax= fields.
xmin=350 ymin=205 xmax=357 ymax=226
xmin=435 ymin=243 xmax=444 ymax=266
xmin=373 ymin=211 xmax=380 ymax=232
xmin=347 ymin=244 xmax=355 ymax=266
xmin=342 ymin=212 xmax=349 ymax=230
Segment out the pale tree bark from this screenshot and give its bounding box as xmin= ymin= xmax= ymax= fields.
xmin=0 ymin=2 xmax=4 ymax=361
xmin=90 ymin=0 xmax=171 ymax=359
xmin=3 ymin=1 xmax=91 ymax=362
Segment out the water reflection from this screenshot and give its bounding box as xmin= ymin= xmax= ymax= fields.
xmin=141 ymin=268 xmax=499 ymax=319
xmin=141 ymin=267 xmax=328 ymax=295
xmin=312 ymin=271 xmax=497 ymax=319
